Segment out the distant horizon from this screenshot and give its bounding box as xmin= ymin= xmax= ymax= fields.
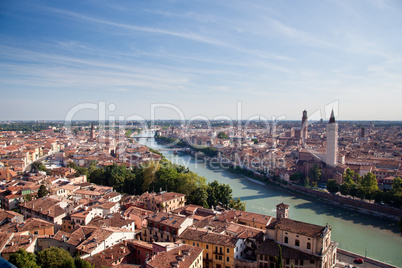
xmin=1 ymin=119 xmax=401 ymax=123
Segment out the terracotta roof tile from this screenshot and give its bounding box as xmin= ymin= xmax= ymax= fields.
xmin=180 ymin=228 xmax=237 ymax=248
xmin=267 ymin=218 xmax=326 ymax=238
xmin=147 ymin=244 xmax=203 ymax=268
xmin=147 ymin=212 xmax=187 ymax=229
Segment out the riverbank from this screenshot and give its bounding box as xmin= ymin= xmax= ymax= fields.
xmin=244 ymin=176 xmax=266 ymax=186
xmin=337 ymin=249 xmax=398 ymax=268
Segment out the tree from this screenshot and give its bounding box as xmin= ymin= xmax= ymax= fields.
xmin=187 ymin=186 xmax=209 ymax=208
xmin=275 ymin=244 xmax=283 ymax=268
xmin=340 ymin=168 xmax=358 ymax=196
xmin=207 ymin=180 xmax=233 ymax=208
xmin=24 ymin=193 xmax=32 ymax=202
xmin=309 ymin=164 xmax=321 ymax=187
xmin=217 ymin=131 xmax=229 ymax=139
xmin=373 ymin=190 xmax=384 ymax=204
xmin=398 ymin=218 xmax=402 ymax=235
xmin=290 ymin=173 xmax=304 ymax=184
xmin=392 ymin=177 xmax=402 ymax=192
xmin=87 ymin=161 xmax=98 ymax=175
xmin=37 ymin=184 xmax=48 ymax=198
xmin=339 ymin=183 xmax=350 ymax=196
xmin=142 ymin=161 xmax=160 ymax=192
xmin=229 ymin=198 xmax=246 ymax=211
xmin=304 ymin=177 xmax=310 ymax=187
xmin=393 ymin=191 xmax=402 ymax=208
xmin=326 ymin=179 xmax=339 ymax=194
xmin=360 ymin=172 xmax=379 ymax=200
xmin=88 ymin=168 xmax=106 ymax=186
xmin=251 ymin=138 xmax=259 ymax=144
xmin=36 ymin=247 xmax=75 ymax=268
xmin=67 ymin=161 xmax=88 ymax=177
xmin=31 ymin=161 xmax=47 ymax=172
xmin=9 ymin=248 xmax=39 ymax=268
xmin=343 ymin=168 xmax=355 ymax=181
xmin=349 ymin=184 xmax=359 ymax=199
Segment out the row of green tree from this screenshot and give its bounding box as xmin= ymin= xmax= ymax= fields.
xmin=9 ymin=247 xmax=93 ymax=268
xmin=326 ymin=169 xmax=402 ymax=208
xmin=155 ymin=135 xmax=218 ymax=157
xmin=0 ymin=122 xmax=62 ymax=133
xmin=69 ymin=157 xmax=245 ymax=210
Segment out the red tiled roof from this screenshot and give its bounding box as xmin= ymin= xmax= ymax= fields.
xmin=147 ymin=244 xmax=203 ymax=268
xmin=180 ymin=228 xmax=237 ymax=248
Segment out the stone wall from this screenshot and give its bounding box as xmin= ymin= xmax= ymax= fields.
xmin=37 ymin=237 xmax=76 ymax=256
xmin=287 ymin=184 xmax=402 ymax=220
xmin=234 ymin=258 xmax=257 ymax=268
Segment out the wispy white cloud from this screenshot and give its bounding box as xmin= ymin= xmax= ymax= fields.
xmin=38 ymin=6 xmax=228 ymax=46
xmin=35 ymin=5 xmax=291 ymax=62
xmin=144 ymin=9 xmax=217 ymax=24
xmin=0 ymin=45 xmax=195 ymax=92
xmin=265 ymin=17 xmax=339 ymax=49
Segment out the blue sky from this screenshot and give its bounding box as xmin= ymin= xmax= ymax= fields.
xmin=0 ymin=0 xmax=401 ymax=121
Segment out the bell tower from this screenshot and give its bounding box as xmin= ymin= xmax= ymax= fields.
xmin=326 ymin=110 xmax=338 ymax=166
xmin=276 ymin=203 xmax=289 ymax=220
xmin=301 ymin=110 xmax=308 ymax=147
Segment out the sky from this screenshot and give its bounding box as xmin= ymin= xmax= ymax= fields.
xmin=0 ymin=0 xmax=401 ymax=121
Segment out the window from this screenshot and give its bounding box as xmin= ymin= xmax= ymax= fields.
xmin=227 ymin=248 xmax=229 ymax=253
xmin=300 ymin=260 xmax=304 ymax=266
xmin=307 ymin=242 xmax=311 ymax=250
xmin=206 ymin=253 xmax=209 ymax=260
xmin=206 ymin=245 xmax=209 ymax=249
xmin=284 ymin=237 xmax=288 ymax=244
xmin=295 ymin=239 xmax=300 ymax=247
xmin=226 ymin=257 xmax=229 ymax=262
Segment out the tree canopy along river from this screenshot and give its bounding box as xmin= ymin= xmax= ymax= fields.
xmin=137 ymin=133 xmax=402 ymax=267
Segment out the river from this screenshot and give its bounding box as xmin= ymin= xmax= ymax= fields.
xmin=137 ymin=135 xmax=402 ymax=267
